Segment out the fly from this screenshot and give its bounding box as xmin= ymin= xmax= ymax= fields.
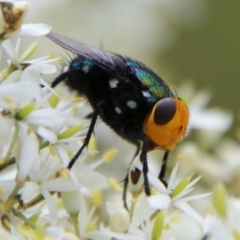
xmin=47 ymin=32 xmax=189 ymax=208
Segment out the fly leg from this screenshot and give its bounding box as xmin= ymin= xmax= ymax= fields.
xmin=122 ymin=131 xmax=150 ymax=209
xmin=123 ymin=141 xmax=141 ymax=209
xmin=158 ymin=151 xmax=169 ymax=187
xmin=67 ymin=101 xmax=103 ymax=169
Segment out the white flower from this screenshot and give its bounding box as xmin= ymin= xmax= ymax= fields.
xmin=19 ymin=23 xmax=51 ymax=37
xmin=0 ymin=1 xmax=50 ymax=40
xmin=45 ymin=226 xmax=80 ymax=240
xmin=16 ymin=122 xmax=40 ymax=181
xmin=0 ymin=1 xmax=31 ymax=40
xmin=201 ymin=200 xmax=240 ymax=240
xmin=2 ymin=2 xmax=240 ymax=240
xmin=188 ymin=89 xmax=233 ymax=132
xmin=148 ymin=162 xmax=211 ymax=224
xmin=1 ymin=38 xmax=57 ymax=81
xmin=0 ymin=68 xmax=69 ymax=139
xmin=109 ymin=208 xmax=130 ymax=233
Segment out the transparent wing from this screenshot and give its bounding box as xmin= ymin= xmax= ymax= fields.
xmin=47 ymin=32 xmax=125 ymax=74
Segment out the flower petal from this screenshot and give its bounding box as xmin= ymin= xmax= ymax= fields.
xmin=19 ymin=23 xmax=51 ymax=36
xmin=17 ymin=122 xmax=40 ymax=181
xmin=0 ymin=116 xmax=13 ymax=144
xmin=61 ymin=191 xmax=81 ymax=214
xmin=18 ymin=181 xmax=39 ymax=202
xmin=20 ymin=65 xmax=42 ymax=84
xmin=167 ymin=161 xmax=179 ymax=193
xmin=173 ymin=200 xmax=204 ymax=225
xmin=37 ymin=126 xmax=57 ymax=144
xmin=41 ymin=177 xmax=79 ymax=192
xmin=147 ymin=194 xmax=171 ymax=210
xmin=1 ymin=40 xmax=20 ymax=66
xmin=78 ymin=172 xmax=108 ymax=189
xmin=0 ymin=180 xmax=16 ymax=202
xmin=148 ymin=173 xmax=167 ymax=194
xmin=0 ymin=82 xmax=40 ymax=108
xmin=40 ymin=188 xmax=58 ymax=226
xmin=25 ymin=109 xmax=66 ymax=130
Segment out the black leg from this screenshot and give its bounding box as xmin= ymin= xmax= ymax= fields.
xmin=158 ymin=151 xmax=169 ymax=187
xmin=123 ymin=174 xmax=129 ymax=209
xmin=139 ymin=135 xmax=150 ymax=196
xmin=123 ymin=141 xmax=141 ymax=209
xmin=51 ymin=69 xmax=81 ymax=88
xmin=67 ymin=101 xmax=103 ymax=169
xmin=122 ymin=131 xmax=150 ymax=198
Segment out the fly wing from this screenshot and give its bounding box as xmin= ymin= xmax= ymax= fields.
xmin=47 ymin=32 xmax=126 ymax=76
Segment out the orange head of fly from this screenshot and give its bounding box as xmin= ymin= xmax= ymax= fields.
xmin=144 ymin=97 xmax=189 ymax=151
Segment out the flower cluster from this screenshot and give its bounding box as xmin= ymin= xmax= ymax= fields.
xmin=0 ymin=1 xmax=240 ymax=240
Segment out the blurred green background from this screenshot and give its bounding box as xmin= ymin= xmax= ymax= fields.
xmin=161 ymin=0 xmax=240 ymax=136
xmin=24 ymin=0 xmax=239 ymax=138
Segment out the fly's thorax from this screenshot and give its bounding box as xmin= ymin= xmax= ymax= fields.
xmin=144 ymin=97 xmax=189 ymax=151
xmin=69 ymin=58 xmax=94 ymax=77
xmin=65 ymin=58 xmax=98 ymax=93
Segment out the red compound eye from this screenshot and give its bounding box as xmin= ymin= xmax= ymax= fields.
xmin=154 ymin=98 xmax=176 ymax=125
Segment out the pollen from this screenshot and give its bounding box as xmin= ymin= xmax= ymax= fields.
xmin=85 ymin=219 xmax=97 ymax=232
xmin=67 ymin=150 xmax=74 ymax=158
xmin=71 ymin=105 xmax=78 ymax=114
xmin=109 ymin=178 xmax=122 ymax=191
xmin=103 ymin=149 xmax=118 ymax=163
xmin=47 ymin=53 xmax=55 ymax=59
xmin=1 ymin=69 xmax=9 ymax=79
xmin=4 ymin=97 xmax=13 ymax=104
xmin=48 ymin=92 xmax=60 ymax=108
xmin=57 ymin=125 xmax=83 ymax=140
xmin=177 ymin=154 xmax=183 ymax=160
xmin=171 ymin=213 xmax=181 ymax=224
xmin=48 ymin=144 xmax=55 ymax=156
xmin=88 ymin=136 xmax=97 ymax=156
xmin=91 ymin=190 xmax=102 ymax=207
xmin=17 ymin=103 xmax=35 ymax=118
xmin=150 ymin=186 xmax=157 ymax=195
xmin=170 ymin=174 xmax=192 ymax=198
xmin=60 ymin=169 xmax=69 ymax=179
xmin=73 ymin=96 xmax=82 ymax=102
xmin=58 ymin=55 xmax=64 ymax=63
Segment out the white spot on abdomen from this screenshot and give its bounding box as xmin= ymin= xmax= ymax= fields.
xmin=115 ymin=107 xmax=122 ymax=114
xmin=126 ymin=100 xmax=137 ymax=109
xmin=109 ymin=78 xmax=119 ymax=88
xmin=142 ymin=91 xmax=151 ymax=98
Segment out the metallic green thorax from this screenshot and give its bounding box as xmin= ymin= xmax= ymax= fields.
xmin=126 ymin=60 xmax=174 ymax=103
